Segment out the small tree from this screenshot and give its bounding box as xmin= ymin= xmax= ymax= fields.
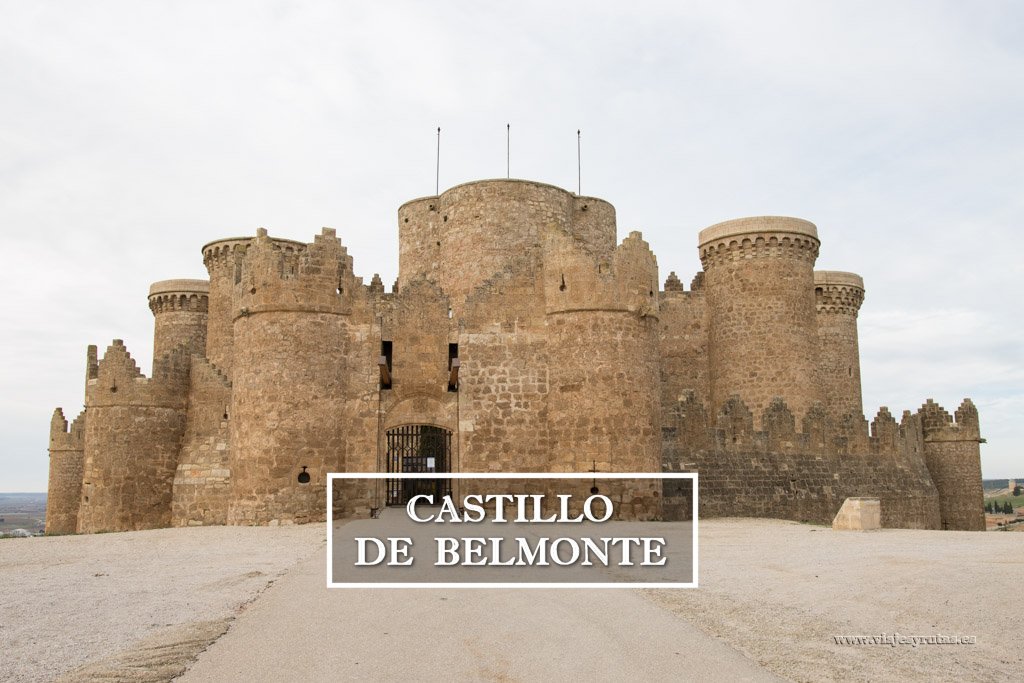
xmin=984 ymin=501 xmax=992 ymax=514
xmin=1006 ymin=501 xmax=1015 ymax=514
xmin=1014 ymin=485 xmax=1021 ymax=497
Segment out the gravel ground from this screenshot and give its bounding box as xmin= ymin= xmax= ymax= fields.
xmin=3 ymin=519 xmax=1021 ymax=682
xmin=647 ymin=519 xmax=1024 ymax=682
xmin=0 ymin=524 xmax=324 ymax=682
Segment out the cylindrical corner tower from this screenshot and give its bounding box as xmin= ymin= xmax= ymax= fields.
xmin=544 ymin=231 xmax=662 ymax=520
xmin=78 ymin=340 xmax=189 ymax=533
xmin=227 ymin=229 xmax=352 ymax=525
xmin=202 ymin=236 xmax=305 ymax=377
xmin=814 ymin=271 xmax=865 ymax=422
xmin=148 ymin=279 xmax=209 ymax=361
xmin=699 ymin=217 xmax=823 ymax=422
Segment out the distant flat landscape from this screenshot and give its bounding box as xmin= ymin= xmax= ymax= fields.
xmin=0 ymin=492 xmax=46 ymax=534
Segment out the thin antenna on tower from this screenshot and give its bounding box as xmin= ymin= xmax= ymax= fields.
xmin=435 ymin=126 xmax=441 ymax=195
xmin=506 ymin=123 xmax=510 ymax=178
xmin=577 ymin=129 xmax=581 ymax=195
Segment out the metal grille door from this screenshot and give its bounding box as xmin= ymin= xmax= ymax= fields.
xmin=385 ymin=425 xmax=451 ymax=506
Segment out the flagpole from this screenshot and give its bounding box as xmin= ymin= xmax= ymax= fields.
xmin=577 ymin=129 xmax=581 ymax=195
xmin=435 ymin=126 xmax=441 ymax=195
xmin=506 ymin=123 xmax=510 ymax=178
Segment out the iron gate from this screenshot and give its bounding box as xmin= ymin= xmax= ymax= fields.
xmin=385 ymin=425 xmax=452 ymax=506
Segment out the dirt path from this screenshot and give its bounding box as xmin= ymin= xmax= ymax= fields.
xmin=179 ymin=544 xmax=778 ymax=682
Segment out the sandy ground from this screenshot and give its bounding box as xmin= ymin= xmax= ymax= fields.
xmin=0 ymin=525 xmax=324 ymax=682
xmin=3 ymin=519 xmax=1022 ymax=682
xmin=647 ymin=519 xmax=1024 ymax=682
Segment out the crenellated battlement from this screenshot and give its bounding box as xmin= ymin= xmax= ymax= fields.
xmin=698 ymin=216 xmax=820 ymax=268
xmin=918 ymin=398 xmax=981 ymax=441
xmin=233 ymin=227 xmax=356 ymax=318
xmin=814 ymin=271 xmax=865 ymax=316
xmin=203 ymin=233 xmax=306 ymax=376
xmin=202 ymin=235 xmax=306 ymax=271
xmin=86 ymin=345 xmax=99 ymax=381
xmin=85 ymin=339 xmax=191 ymax=408
xmin=190 ymin=353 xmax=231 ymax=390
xmin=665 ymin=392 xmax=931 ymax=460
xmin=49 ymin=407 xmax=86 ymax=451
xmin=544 ymin=229 xmax=659 ymax=317
xmin=148 ymin=279 xmax=210 ymax=315
xmin=663 ymin=271 xmax=684 ymax=292
xmin=660 ymin=271 xmax=705 ymax=302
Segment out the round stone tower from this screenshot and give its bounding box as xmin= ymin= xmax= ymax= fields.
xmin=814 ymin=271 xmax=865 ymax=422
xmin=226 ymin=229 xmax=353 ymax=525
xmin=398 ymin=179 xmax=616 ymax=317
xmin=78 ymin=340 xmax=189 ymax=533
xmin=46 ymin=408 xmax=85 ymax=534
xmin=699 ymin=216 xmax=823 ymax=422
xmin=148 ymin=279 xmax=209 ymax=361
xmin=202 ymin=236 xmax=305 ymax=377
xmin=544 ymin=230 xmax=663 ymax=519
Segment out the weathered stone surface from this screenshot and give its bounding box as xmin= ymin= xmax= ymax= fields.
xmin=832 ymin=498 xmax=881 ymax=530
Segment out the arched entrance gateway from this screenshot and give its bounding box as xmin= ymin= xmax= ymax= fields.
xmin=385 ymin=425 xmax=452 ymax=506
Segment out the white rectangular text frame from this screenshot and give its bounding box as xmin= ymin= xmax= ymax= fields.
xmin=326 ymin=472 xmax=698 ymax=589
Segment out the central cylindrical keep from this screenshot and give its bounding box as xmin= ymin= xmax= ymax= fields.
xmin=699 ymin=216 xmax=823 ymax=423
xmin=398 ymin=179 xmax=616 ymax=316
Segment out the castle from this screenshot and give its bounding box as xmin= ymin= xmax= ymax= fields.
xmin=45 ymin=179 xmax=985 ymax=534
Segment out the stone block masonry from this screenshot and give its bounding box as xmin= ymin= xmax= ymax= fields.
xmin=45 ymin=178 xmax=985 ymax=533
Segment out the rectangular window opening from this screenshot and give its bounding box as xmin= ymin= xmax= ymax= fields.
xmin=448 ymin=343 xmax=459 ymax=392
xmin=380 ymin=340 xmax=393 ymax=390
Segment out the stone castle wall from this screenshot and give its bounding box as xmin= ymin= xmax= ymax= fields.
xmin=459 ymin=255 xmax=549 ymax=475
xmin=171 ymin=355 xmax=232 ymax=526
xmin=658 ymin=273 xmax=710 ymax=423
xmin=662 ymin=393 xmax=942 ymax=529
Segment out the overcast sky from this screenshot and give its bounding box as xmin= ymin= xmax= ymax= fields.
xmin=1 ymin=1 xmax=1021 ymax=491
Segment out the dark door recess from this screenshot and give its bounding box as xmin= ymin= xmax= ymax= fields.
xmin=385 ymin=425 xmax=451 ymax=506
